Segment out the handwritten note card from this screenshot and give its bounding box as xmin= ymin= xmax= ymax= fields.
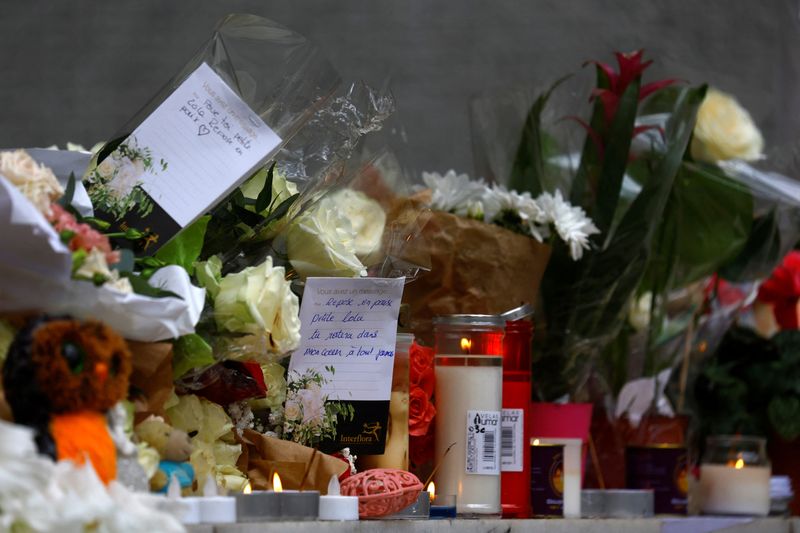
xmin=135 ymin=62 xmax=281 ymax=226
xmin=288 ymin=277 xmax=405 ymax=402
xmin=88 ymin=62 xmax=282 ymax=252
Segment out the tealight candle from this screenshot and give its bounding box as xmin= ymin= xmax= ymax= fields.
xmin=235 ymin=482 xmax=280 ymax=522
xmin=427 ymin=482 xmax=457 ymax=519
xmin=319 ymin=476 xmax=359 ymax=521
xmin=167 ymin=473 xmax=201 ymax=525
xmin=236 ymin=473 xmax=320 ymax=521
xmin=197 ymin=475 xmax=237 ymax=524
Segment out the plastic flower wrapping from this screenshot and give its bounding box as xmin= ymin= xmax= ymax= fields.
xmin=0 ymin=13 xmax=430 ymax=528
xmin=468 ymin=50 xmax=800 ymax=487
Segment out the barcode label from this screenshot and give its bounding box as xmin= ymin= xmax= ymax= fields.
xmin=501 ymin=408 xmax=524 ymax=472
xmin=465 ymin=410 xmax=500 ymax=475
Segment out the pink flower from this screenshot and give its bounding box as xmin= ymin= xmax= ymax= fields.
xmin=48 ymin=204 xmax=119 ymax=265
xmin=409 ymin=386 xmax=436 ymax=437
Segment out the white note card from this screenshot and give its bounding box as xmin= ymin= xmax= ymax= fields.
xmin=131 ymin=62 xmax=281 ymax=227
xmin=288 ymin=277 xmax=405 ymax=402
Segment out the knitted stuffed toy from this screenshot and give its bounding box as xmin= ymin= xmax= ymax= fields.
xmin=2 ymin=316 xmax=132 ymax=484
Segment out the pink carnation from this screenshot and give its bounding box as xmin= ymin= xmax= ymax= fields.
xmin=48 ymin=203 xmax=119 ymax=265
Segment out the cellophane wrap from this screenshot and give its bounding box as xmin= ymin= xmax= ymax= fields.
xmin=471 ymin=67 xmax=800 ymax=405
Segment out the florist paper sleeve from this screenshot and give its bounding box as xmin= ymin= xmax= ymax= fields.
xmin=394 ymin=202 xmax=551 ymax=344
xmin=238 ymin=429 xmax=347 ymax=493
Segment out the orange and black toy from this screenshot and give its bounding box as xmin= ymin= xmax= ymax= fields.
xmin=2 ymin=316 xmax=132 ymax=484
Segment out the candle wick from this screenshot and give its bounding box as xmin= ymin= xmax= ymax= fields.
xmin=424 ymin=442 xmax=456 ymax=488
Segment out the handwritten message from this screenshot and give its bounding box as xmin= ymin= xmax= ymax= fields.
xmin=288 ymin=277 xmax=405 ymax=402
xmin=131 ymin=62 xmax=282 ymax=227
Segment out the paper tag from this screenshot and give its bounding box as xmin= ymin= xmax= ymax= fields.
xmin=501 ymin=408 xmax=524 ymax=472
xmin=86 ymin=62 xmax=282 ymax=252
xmin=465 ymin=410 xmax=501 ymax=475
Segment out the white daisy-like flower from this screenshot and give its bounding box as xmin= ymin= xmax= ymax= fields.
xmin=420 ymin=169 xmax=486 ymax=215
xmin=535 ymin=190 xmax=600 ymax=260
xmin=482 ymin=184 xmax=546 ymax=237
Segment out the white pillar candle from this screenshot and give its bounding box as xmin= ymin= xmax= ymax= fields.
xmin=434 ymin=356 xmax=502 ymax=517
xmin=700 ymin=463 xmax=771 ymax=516
xmin=319 ymin=476 xmax=359 ymax=521
xmin=534 ymin=437 xmax=583 ymax=518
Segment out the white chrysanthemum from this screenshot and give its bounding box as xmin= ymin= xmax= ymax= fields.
xmin=420 ymin=169 xmax=486 ymax=215
xmin=535 ymin=190 xmax=600 ymax=260
xmin=482 ymin=184 xmax=545 ymax=233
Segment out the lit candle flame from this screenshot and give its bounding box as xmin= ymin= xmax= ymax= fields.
xmin=273 ymin=472 xmax=283 ymax=492
xmin=243 ymin=482 xmax=252 ymax=495
xmin=426 ymin=481 xmax=436 ymax=502
xmin=734 ymin=458 xmax=744 ymax=469
xmin=460 ymin=338 xmax=472 ymax=353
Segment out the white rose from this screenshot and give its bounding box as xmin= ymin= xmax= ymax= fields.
xmin=286 ymin=201 xmax=367 ymax=279
xmin=95 ymin=158 xmax=116 ymax=181
xmin=691 ymin=88 xmax=764 ymax=163
xmin=284 ymin=400 xmax=302 ymax=422
xmin=324 ymin=189 xmax=386 ymax=257
xmin=0 ymin=149 xmax=63 ymax=215
xmin=213 ymin=256 xmax=301 ymax=355
xmin=106 ymin=156 xmax=145 ymax=199
xmin=240 ymin=168 xmax=298 ymax=212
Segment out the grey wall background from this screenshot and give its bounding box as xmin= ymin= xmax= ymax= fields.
xmin=1 ymin=0 xmax=798 ymax=177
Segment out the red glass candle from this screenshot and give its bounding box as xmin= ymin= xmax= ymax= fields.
xmin=501 ymin=314 xmax=533 ymax=518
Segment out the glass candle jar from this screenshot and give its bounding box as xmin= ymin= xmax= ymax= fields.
xmin=360 ymin=333 xmax=413 ymax=471
xmin=700 ymin=435 xmax=771 ymax=516
xmin=501 ymin=313 xmax=533 ymax=518
xmin=433 ymin=314 xmax=504 ymax=517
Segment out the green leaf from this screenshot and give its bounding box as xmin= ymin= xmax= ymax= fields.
xmin=593 ymin=78 xmax=641 ymax=239
xmin=172 ymin=334 xmax=215 ymax=379
xmin=576 ymin=85 xmax=708 ymax=338
xmin=260 ymin=193 xmax=299 ymax=227
xmin=57 ymin=173 xmax=76 ymax=209
xmin=646 ymin=161 xmax=752 ymax=292
xmin=570 ymin=65 xmax=613 ymax=210
xmin=509 ymin=75 xmax=570 ymax=196
xmin=768 ymin=396 xmax=800 ymax=440
xmin=121 ymin=272 xmax=181 ymax=299
xmin=154 ymin=215 xmax=211 ymax=275
xmin=255 ymin=162 xmax=276 ymax=214
xmin=719 ymin=210 xmax=783 ymax=282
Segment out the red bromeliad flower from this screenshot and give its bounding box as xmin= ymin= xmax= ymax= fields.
xmin=588 ymin=50 xmax=678 ymax=125
xmin=757 ymin=251 xmax=800 ymax=329
xmin=570 ymin=50 xmax=678 ymax=159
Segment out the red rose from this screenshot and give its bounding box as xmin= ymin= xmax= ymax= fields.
xmin=410 ymin=341 xmax=435 ymax=397
xmin=758 ymin=251 xmax=800 ymax=329
xmin=409 ymin=386 xmax=436 ymax=437
xmin=409 ymin=430 xmax=435 ymax=467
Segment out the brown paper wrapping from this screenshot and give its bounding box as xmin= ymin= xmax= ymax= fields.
xmin=236 ymin=429 xmax=348 ymax=493
xmin=393 ymin=203 xmax=551 ymax=344
xmin=127 ymin=341 xmax=174 ymax=422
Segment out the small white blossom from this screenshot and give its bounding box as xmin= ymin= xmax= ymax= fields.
xmin=420 ymin=170 xmax=486 ymax=215
xmin=535 ymin=190 xmax=600 ymax=260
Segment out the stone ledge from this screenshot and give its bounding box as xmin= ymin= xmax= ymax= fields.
xmin=188 ymin=517 xmax=799 ymax=533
